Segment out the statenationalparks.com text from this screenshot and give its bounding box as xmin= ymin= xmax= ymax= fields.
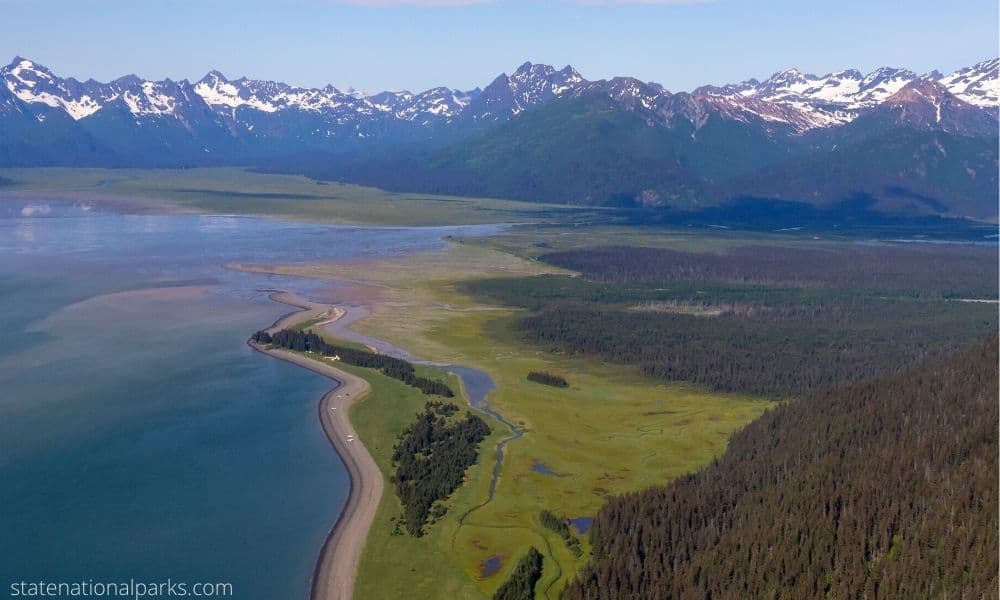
xmin=9 ymin=579 xmax=234 ymax=598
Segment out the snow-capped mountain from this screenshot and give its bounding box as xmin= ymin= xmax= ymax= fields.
xmin=192 ymin=69 xmax=477 ymax=125
xmin=0 ymin=55 xmax=995 ymax=218
xmin=3 ymin=57 xmax=106 ymax=119
xmin=2 ymin=56 xmax=995 ymax=136
xmin=0 ymin=54 xmax=995 ymax=174
xmin=935 ymin=57 xmax=1000 ymax=108
xmin=471 ymin=62 xmax=584 ymax=119
xmin=695 ymin=59 xmax=998 ymax=131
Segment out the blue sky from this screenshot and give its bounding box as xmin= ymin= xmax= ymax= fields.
xmin=3 ymin=0 xmax=997 ymax=93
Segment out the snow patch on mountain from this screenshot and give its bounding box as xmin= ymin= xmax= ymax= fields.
xmin=3 ymin=58 xmax=104 ymax=119
xmin=937 ymin=58 xmax=999 ymax=108
xmin=1 ymin=55 xmax=995 ymax=136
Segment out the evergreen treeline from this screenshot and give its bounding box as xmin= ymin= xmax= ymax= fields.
xmin=493 ymin=547 xmax=544 ymax=600
xmin=253 ymin=329 xmax=454 ymax=397
xmin=539 ymin=510 xmax=582 ymax=557
xmin=518 ymin=301 xmax=993 ymax=396
xmin=541 ymin=244 xmax=998 ymax=298
xmin=391 ymin=401 xmax=491 ymax=536
xmin=527 ymin=371 xmax=569 ymax=388
xmin=563 ymin=337 xmax=999 ymax=599
xmin=463 ymin=242 xmax=996 ymax=397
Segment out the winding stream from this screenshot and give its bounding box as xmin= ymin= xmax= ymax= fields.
xmin=320 ymin=307 xmax=522 ymax=502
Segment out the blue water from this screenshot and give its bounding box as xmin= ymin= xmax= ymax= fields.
xmin=531 ymin=460 xmax=566 ymax=477
xmin=0 ymin=201 xmax=500 ymax=599
xmin=480 ymin=555 xmax=502 ymax=578
xmin=570 ymin=517 xmax=594 ymax=535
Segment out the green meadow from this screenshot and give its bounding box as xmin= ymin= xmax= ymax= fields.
xmin=256 ymin=239 xmax=773 ymax=597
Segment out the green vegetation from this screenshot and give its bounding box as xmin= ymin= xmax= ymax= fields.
xmin=517 ymin=300 xmax=994 ymax=396
xmin=241 ymin=221 xmax=998 ymax=597
xmin=249 ymin=238 xmax=772 ymax=597
xmin=392 ymin=401 xmax=491 ymax=536
xmin=538 ymin=511 xmax=581 ymax=558
xmin=254 ymin=329 xmax=454 ymax=396
xmin=345 ymin=359 xmax=506 ymax=600
xmin=526 ymin=372 xmax=568 ymax=388
xmin=253 ymin=319 xmax=501 ymax=597
xmin=465 ymin=242 xmax=997 ymax=396
xmin=721 ymin=129 xmax=1000 ymax=220
xmin=0 ymin=167 xmax=595 ymax=226
xmin=565 ymin=337 xmax=999 ymax=599
xmin=492 ymin=547 xmax=544 ymax=600
xmin=540 ymin=244 xmax=998 ymax=298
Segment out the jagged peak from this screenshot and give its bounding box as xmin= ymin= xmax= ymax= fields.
xmin=514 ymin=60 xmax=535 ymax=73
xmin=559 ymin=65 xmax=583 ymax=80
xmin=771 ymin=67 xmax=805 ymax=78
xmin=827 ymin=68 xmax=863 ymax=80
xmin=199 ymin=69 xmax=229 ymax=84
xmin=4 ymin=56 xmax=55 ymax=77
xmin=110 ymin=74 xmax=144 ymax=87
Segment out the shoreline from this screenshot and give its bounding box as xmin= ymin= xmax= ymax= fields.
xmin=249 ymin=290 xmax=383 ymax=600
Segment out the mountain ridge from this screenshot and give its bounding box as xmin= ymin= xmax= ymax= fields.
xmin=3 ymin=56 xmax=996 ymax=131
xmin=1 ymin=56 xmax=996 ymax=219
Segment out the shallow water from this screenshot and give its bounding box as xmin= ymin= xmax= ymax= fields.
xmin=531 ymin=460 xmax=566 ymax=477
xmin=480 ymin=555 xmax=503 ymax=578
xmin=0 ymin=201 xmax=499 ymax=599
xmin=570 ymin=517 xmax=594 ymax=535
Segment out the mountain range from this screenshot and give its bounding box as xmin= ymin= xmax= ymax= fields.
xmin=1 ymin=57 xmax=997 ymax=219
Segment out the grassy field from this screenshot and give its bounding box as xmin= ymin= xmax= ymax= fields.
xmin=244 ymin=237 xmax=774 ymax=598
xmin=0 ymin=167 xmax=598 ymax=226
xmin=329 ymin=361 xmax=508 ymax=600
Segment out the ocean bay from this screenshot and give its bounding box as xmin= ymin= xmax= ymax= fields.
xmin=0 ymin=202 xmax=496 ymax=599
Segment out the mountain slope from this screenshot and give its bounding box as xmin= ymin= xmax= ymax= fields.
xmin=723 ymin=129 xmax=998 ymax=219
xmin=405 ymin=91 xmax=802 ymax=206
xmin=564 ymin=337 xmax=999 ymax=599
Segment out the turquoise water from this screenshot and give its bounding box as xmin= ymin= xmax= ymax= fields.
xmin=0 ymin=202 xmax=498 ymax=598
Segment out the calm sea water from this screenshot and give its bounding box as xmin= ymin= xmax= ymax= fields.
xmin=0 ymin=202 xmax=498 ymax=599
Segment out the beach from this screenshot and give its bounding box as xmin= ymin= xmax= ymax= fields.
xmin=249 ymin=291 xmax=384 ymax=600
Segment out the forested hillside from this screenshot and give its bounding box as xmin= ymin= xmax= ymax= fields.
xmin=563 ymin=337 xmax=999 ymax=599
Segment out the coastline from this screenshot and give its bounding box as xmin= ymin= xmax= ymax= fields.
xmin=249 ymin=291 xmax=384 ymax=600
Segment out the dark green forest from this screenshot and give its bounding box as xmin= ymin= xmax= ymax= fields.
xmin=563 ymin=337 xmax=999 ymax=599
xmin=540 ymin=244 xmax=998 ymax=298
xmin=539 ymin=510 xmax=582 ymax=557
xmin=391 ymin=401 xmax=491 ymax=536
xmin=493 ymin=547 xmax=544 ymax=600
xmin=517 ymin=301 xmax=993 ymax=396
xmin=527 ymin=371 xmax=569 ymax=388
xmin=465 ymin=243 xmax=996 ymax=396
xmin=253 ymin=329 xmax=454 ymax=396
